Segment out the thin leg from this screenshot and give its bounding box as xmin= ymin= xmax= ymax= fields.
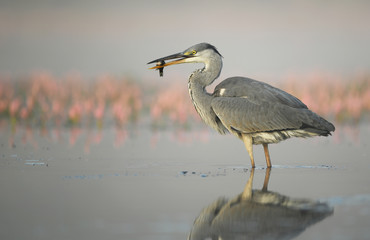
xmin=242 ymin=134 xmax=255 ymax=168
xmin=263 ymin=143 xmax=272 ymax=168
xmin=241 ymin=168 xmax=255 ymax=200
xmin=262 ymin=167 xmax=271 ymax=192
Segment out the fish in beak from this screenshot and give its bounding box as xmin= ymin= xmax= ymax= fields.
xmin=147 ymin=51 xmax=196 ymax=77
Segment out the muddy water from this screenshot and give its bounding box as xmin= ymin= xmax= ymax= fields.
xmin=0 ymin=123 xmax=369 ymax=240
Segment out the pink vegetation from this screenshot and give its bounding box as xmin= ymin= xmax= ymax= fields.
xmin=150 ymin=83 xmax=201 ymax=126
xmin=0 ymin=72 xmax=370 ymax=129
xmin=0 ymin=73 xmax=142 ymax=128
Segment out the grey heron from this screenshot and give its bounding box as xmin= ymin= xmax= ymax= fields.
xmin=148 ymin=43 xmax=335 ymax=168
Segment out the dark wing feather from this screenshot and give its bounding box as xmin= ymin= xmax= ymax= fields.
xmin=213 ymin=77 xmax=307 ymax=109
xmin=211 ymin=97 xmax=303 ymax=133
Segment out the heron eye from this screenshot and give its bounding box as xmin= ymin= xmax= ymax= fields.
xmin=191 ymin=50 xmax=197 ymax=55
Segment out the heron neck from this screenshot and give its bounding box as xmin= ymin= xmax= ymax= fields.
xmin=187 ymin=55 xmax=222 ymax=110
xmin=188 ymin=59 xmax=222 ymax=132
xmin=194 ymin=56 xmax=222 ymax=87
xmin=188 ymin=77 xmax=215 ymax=132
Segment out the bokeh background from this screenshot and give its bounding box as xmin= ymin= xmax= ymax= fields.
xmin=1 ymin=0 xmax=370 ymax=136
xmin=1 ymin=2 xmax=370 ymax=240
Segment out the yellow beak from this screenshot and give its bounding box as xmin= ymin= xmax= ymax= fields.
xmin=149 ymin=58 xmax=188 ymax=69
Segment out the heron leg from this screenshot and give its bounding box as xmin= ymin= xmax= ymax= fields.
xmin=242 ymin=134 xmax=255 ymax=168
xmin=262 ymin=167 xmax=271 ymax=192
xmin=263 ymin=143 xmax=272 ymax=168
xmin=241 ymin=168 xmax=254 ymax=200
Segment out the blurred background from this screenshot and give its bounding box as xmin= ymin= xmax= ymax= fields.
xmin=1 ymin=0 xmax=370 ymax=139
xmin=1 ymin=3 xmax=370 ymax=239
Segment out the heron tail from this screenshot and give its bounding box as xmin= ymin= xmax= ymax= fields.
xmin=298 ymin=109 xmax=335 ymax=136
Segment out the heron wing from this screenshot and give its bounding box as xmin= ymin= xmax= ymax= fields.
xmin=210 ymin=77 xmax=324 ymax=133
xmin=213 ymin=77 xmax=308 ymax=109
xmin=211 ymin=96 xmax=304 ymax=133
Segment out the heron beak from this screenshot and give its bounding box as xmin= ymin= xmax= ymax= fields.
xmin=147 ymin=52 xmax=193 ymax=69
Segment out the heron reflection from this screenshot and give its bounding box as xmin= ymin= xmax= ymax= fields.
xmin=188 ymin=168 xmax=333 ymax=240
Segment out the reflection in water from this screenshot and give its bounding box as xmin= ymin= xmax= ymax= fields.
xmin=188 ymin=169 xmax=333 ymax=240
xmin=3 ymin=121 xmax=367 ymax=153
xmin=2 ymin=121 xmax=211 ymax=153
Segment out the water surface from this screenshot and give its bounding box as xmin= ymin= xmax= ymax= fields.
xmin=0 ymin=123 xmax=369 ymax=239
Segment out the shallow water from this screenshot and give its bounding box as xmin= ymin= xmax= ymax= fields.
xmin=0 ymin=123 xmax=369 ymax=240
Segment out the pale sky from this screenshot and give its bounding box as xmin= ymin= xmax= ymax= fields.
xmin=1 ymin=0 xmax=370 ymax=81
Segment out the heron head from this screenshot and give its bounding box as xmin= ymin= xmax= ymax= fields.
xmin=147 ymin=43 xmax=222 ymax=71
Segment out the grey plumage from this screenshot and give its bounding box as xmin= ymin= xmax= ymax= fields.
xmin=211 ymin=77 xmax=335 ymax=143
xmin=148 ymin=43 xmax=335 ymax=167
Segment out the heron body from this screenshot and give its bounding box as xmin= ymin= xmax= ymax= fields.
xmin=148 ymin=43 xmax=335 ymax=168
